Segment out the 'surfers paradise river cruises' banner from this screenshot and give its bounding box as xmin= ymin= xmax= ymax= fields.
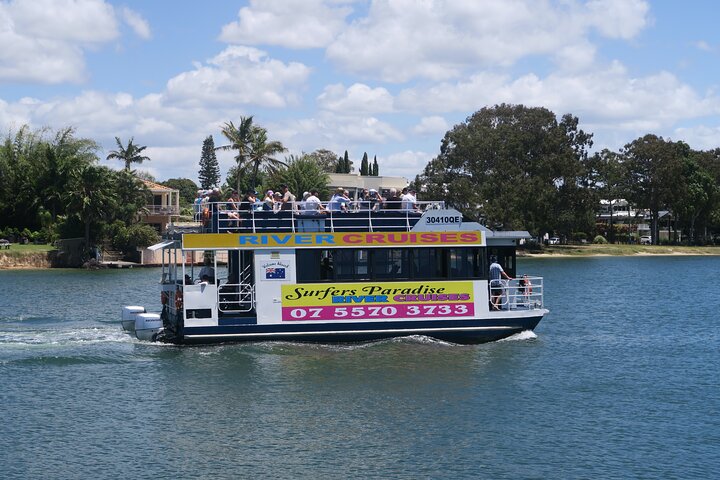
xmin=280 ymin=281 xmax=475 ymax=321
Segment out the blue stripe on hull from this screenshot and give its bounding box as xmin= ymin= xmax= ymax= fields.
xmin=176 ymin=316 xmax=544 ymax=345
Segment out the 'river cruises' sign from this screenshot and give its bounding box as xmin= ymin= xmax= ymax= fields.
xmin=280 ymin=281 xmax=475 ymax=321
xmin=182 ymin=231 xmax=484 ymax=249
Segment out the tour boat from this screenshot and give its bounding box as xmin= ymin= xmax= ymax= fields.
xmin=122 ymin=198 xmax=548 ymax=344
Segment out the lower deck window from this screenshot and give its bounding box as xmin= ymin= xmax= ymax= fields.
xmin=296 ymin=247 xmax=488 ymax=282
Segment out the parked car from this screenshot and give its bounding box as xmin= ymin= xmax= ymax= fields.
xmin=640 ymin=236 xmax=652 ymax=245
xmin=548 ymin=237 xmax=560 ymax=245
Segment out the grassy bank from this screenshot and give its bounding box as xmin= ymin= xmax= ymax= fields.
xmin=522 ymin=244 xmax=720 ymax=256
xmin=1 ymin=244 xmax=55 ymax=254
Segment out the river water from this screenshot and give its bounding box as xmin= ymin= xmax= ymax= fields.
xmin=0 ymin=257 xmax=718 ymax=479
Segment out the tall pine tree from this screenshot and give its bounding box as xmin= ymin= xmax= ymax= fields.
xmin=372 ymin=156 xmax=379 ymax=176
xmin=198 ymin=135 xmax=220 ymax=189
xmin=360 ymin=152 xmax=369 ymax=175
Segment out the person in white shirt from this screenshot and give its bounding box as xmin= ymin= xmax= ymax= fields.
xmin=401 ymin=187 xmax=417 ymax=211
xmin=304 ymin=189 xmax=326 ymax=214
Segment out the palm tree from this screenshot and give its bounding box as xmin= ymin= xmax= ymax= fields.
xmin=247 ymin=127 xmax=287 ymax=188
xmin=216 ymin=117 xmax=286 ymax=192
xmin=106 ymin=137 xmax=150 ymax=170
xmin=216 ymin=117 xmax=256 ymax=193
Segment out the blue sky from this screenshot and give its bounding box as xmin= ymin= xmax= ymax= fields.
xmin=2 ymin=0 xmax=720 ymax=184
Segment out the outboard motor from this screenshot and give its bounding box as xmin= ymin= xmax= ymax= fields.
xmin=135 ymin=313 xmax=163 ymax=341
xmin=121 ymin=306 xmax=146 ymax=332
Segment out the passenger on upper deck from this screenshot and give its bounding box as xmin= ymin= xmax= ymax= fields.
xmin=240 ymin=190 xmax=257 ymax=211
xmin=280 ymin=184 xmax=296 ymax=211
xmin=226 ymin=190 xmax=241 ymax=227
xmin=358 ymin=189 xmax=371 ymax=211
xmin=304 ymin=189 xmax=326 ymax=214
xmin=299 ymin=191 xmax=310 ymax=210
xmin=368 ymin=189 xmax=383 ymax=211
xmin=385 ymin=188 xmax=401 ymax=209
xmin=262 ymin=190 xmax=274 ymax=211
xmin=328 ymin=187 xmax=350 ymax=212
xmin=401 ymin=187 xmax=418 ymax=212
xmin=272 ymin=192 xmax=283 ymax=212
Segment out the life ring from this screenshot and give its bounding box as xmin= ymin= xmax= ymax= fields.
xmin=161 ymin=291 xmax=169 ymax=305
xmin=175 ymin=289 xmax=183 ymax=310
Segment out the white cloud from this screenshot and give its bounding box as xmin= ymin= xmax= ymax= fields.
xmin=325 ymin=0 xmax=650 ymax=82
xmin=219 ymin=0 xmax=352 ymax=48
xmin=164 ymin=46 xmax=311 ymax=108
xmin=381 ymin=150 xmax=434 ymax=178
xmin=271 ymin=112 xmax=404 ymax=161
xmin=121 ymin=7 xmax=151 ymax=40
xmin=317 ymin=83 xmax=394 ymax=114
xmin=694 ymin=40 xmax=713 ymax=52
xmin=0 ymin=0 xmax=132 ymax=84
xmin=412 ymin=116 xmax=448 ymax=135
xmin=584 ymin=0 xmax=649 ymax=39
xmin=396 ymin=63 xmax=720 ymax=132
xmin=674 ymin=125 xmax=720 ymax=150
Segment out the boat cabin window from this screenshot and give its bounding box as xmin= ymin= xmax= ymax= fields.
xmin=487 ymin=247 xmax=516 ymax=277
xmin=334 ymin=249 xmax=370 ymax=280
xmin=296 ymin=247 xmax=488 ymax=283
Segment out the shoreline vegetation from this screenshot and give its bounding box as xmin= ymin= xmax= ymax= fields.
xmin=1 ymin=244 xmax=718 ymax=270
xmin=519 ymin=244 xmax=720 ymax=257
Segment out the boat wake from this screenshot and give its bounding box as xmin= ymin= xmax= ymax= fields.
xmin=498 ymin=330 xmax=538 ymax=342
xmin=0 ymin=326 xmax=132 ymax=348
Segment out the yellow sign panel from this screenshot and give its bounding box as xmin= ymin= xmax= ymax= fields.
xmin=280 ymin=281 xmax=475 ymax=321
xmin=182 ymin=231 xmax=483 ymax=250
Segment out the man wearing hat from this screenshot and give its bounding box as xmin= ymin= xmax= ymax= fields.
xmin=279 ymin=184 xmax=296 ymax=211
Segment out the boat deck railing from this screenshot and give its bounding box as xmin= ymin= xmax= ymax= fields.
xmin=199 ymin=200 xmax=446 ymax=233
xmin=218 ymin=283 xmax=254 ymax=313
xmin=490 ymin=276 xmax=544 ymax=311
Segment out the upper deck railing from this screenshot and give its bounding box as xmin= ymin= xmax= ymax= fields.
xmin=199 ymin=200 xmax=446 ymax=233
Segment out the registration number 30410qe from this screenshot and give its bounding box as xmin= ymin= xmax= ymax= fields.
xmin=425 ymin=216 xmax=461 ymax=224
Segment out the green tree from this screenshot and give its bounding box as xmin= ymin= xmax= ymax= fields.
xmin=34 ymin=129 xmax=99 ymax=223
xmin=360 ymin=152 xmax=369 ymax=175
xmin=270 ymin=154 xmax=331 ymax=200
xmin=162 ymin=178 xmax=199 ymax=206
xmin=586 ymin=149 xmax=627 ymax=243
xmin=621 ymin=135 xmax=688 ymax=244
xmin=417 ymin=104 xmax=593 ymax=239
xmin=247 ymin=127 xmax=287 ymax=190
xmin=307 ymin=149 xmax=339 ymax=172
xmin=106 ymin=137 xmax=150 ymax=170
xmin=65 ymin=164 xmax=116 ymax=249
xmin=372 ymin=155 xmax=379 ymax=176
xmin=216 ymin=117 xmax=256 ymax=194
xmin=335 ymin=150 xmax=352 ymax=173
xmin=675 ymin=157 xmax=718 ymax=243
xmin=112 ymin=170 xmax=150 ymax=225
xmin=198 ymin=135 xmax=220 ymax=189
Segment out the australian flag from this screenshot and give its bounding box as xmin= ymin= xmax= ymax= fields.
xmin=265 ymin=267 xmax=286 ymax=279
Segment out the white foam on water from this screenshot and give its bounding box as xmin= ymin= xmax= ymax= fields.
xmin=498 ymin=330 xmax=538 ymax=342
xmin=0 ymin=326 xmax=133 ymax=347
